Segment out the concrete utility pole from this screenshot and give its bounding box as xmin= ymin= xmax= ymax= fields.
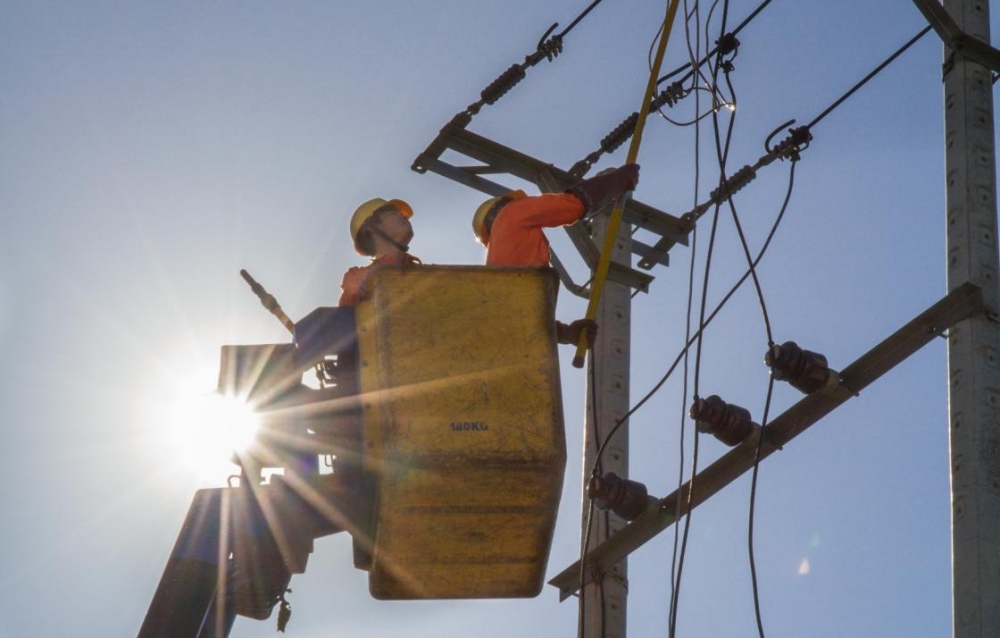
xmin=943 ymin=1 xmax=1000 ymax=636
xmin=581 ymin=213 xmax=632 ymax=638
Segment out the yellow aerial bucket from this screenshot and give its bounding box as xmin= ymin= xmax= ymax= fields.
xmin=355 ymin=265 xmax=566 ymax=599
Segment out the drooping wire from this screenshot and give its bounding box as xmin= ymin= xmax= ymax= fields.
xmin=589 ymin=125 xmax=799 ymax=495
xmin=589 ymin=14 xmax=930 ymax=626
xmin=746 ymin=158 xmax=796 ymax=637
xmin=709 ymin=46 xmax=775 ymax=349
xmin=671 ymin=4 xmax=738 ymax=632
xmin=748 ymin=376 xmax=775 ymax=637
xmin=669 ymin=0 xmax=705 ymax=630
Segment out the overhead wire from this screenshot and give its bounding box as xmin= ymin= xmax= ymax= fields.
xmin=593 ymin=1 xmax=933 ymax=503
xmin=577 ymin=7 xmax=934 ymax=636
xmin=447 ymin=0 xmax=612 ymax=126
xmin=671 ymin=2 xmax=737 ymax=632
xmin=669 ymin=1 xmax=706 ymax=631
xmin=579 ymin=4 xmax=681 ymax=635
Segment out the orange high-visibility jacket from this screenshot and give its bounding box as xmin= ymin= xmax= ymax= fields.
xmin=485 ymin=193 xmax=584 ymax=267
xmin=339 ymin=252 xmax=421 ymax=306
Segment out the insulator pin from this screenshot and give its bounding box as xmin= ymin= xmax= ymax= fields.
xmin=689 ymin=395 xmax=757 ymax=446
xmin=765 ymin=341 xmax=829 ymax=394
xmin=588 ymin=472 xmax=648 ymax=521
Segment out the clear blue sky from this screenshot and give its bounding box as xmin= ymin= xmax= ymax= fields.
xmin=1 ymin=1 xmax=991 ymax=636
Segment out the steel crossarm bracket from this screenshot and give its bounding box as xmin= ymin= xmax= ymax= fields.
xmin=413 ymin=122 xmax=688 ymax=285
xmin=911 ymin=0 xmax=1000 ymax=72
xmin=548 ymin=282 xmax=985 ymax=600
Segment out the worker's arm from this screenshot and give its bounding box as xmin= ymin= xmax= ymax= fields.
xmin=566 ymin=164 xmax=640 ymax=215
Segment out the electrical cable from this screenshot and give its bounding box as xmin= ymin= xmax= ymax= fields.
xmin=657 ymin=0 xmax=774 ymax=87
xmin=671 ymin=6 xmax=737 ymax=632
xmin=587 ymin=11 xmax=924 ymax=635
xmin=748 ymin=375 xmax=777 ymax=638
xmin=670 ymin=1 xmax=705 ymax=631
xmin=590 ymin=135 xmax=798 ymax=487
xmin=593 ymin=251 xmax=782 ymax=480
xmin=747 ymin=158 xmax=796 ymax=637
xmin=807 ymin=25 xmax=933 ymax=130
xmin=571 ymin=0 xmax=682 ymax=366
xmin=454 ymin=0 xmax=612 ymax=124
xmin=557 ymin=0 xmax=609 ymax=40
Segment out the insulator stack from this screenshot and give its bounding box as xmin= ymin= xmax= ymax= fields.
xmin=480 ymin=64 xmax=528 ymax=107
xmin=765 ymin=341 xmax=830 ymax=394
xmin=601 ymin=112 xmax=639 ymax=155
xmin=588 ymin=472 xmax=649 ymax=521
xmin=689 ymin=395 xmax=757 ymax=446
xmin=710 ymin=164 xmax=757 ymax=203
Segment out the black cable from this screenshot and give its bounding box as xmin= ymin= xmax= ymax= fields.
xmin=459 ymin=0 xmax=613 ymax=122
xmin=657 ymin=0 xmax=774 ymax=86
xmin=747 ymin=158 xmax=796 ymax=637
xmin=670 ymin=6 xmax=735 ymax=632
xmin=670 ymin=194 xmax=725 ymax=638
xmin=670 ymin=5 xmax=705 ymax=628
xmin=748 ymin=375 xmax=777 ymax=638
xmin=557 ymin=0 xmax=608 ymax=39
xmin=591 ymin=146 xmax=798 ymax=484
xmin=807 ymin=25 xmax=933 ymax=130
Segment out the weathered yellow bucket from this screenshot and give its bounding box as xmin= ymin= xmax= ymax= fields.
xmin=356 ymin=266 xmax=566 ymax=599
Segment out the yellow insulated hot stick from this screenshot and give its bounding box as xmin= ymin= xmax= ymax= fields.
xmin=572 ymin=0 xmax=682 ymax=368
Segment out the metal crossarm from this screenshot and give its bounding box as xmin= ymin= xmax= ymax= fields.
xmin=412 ymin=121 xmax=688 ymax=290
xmin=549 ymin=282 xmax=985 ymax=600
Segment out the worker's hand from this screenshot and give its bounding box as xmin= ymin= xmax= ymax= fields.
xmin=570 ymin=164 xmax=640 ymax=215
xmin=557 ymin=318 xmax=599 ymax=347
xmin=595 ymin=164 xmax=640 ymax=190
xmin=618 ymin=163 xmax=640 ymax=191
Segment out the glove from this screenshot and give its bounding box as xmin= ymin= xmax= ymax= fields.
xmin=567 ymin=164 xmax=640 ymax=215
xmin=556 ymin=318 xmax=599 ymax=347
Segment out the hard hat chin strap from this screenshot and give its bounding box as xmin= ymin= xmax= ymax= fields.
xmin=371 ymin=226 xmax=409 ymax=253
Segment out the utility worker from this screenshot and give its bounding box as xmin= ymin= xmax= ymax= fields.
xmin=339 ymin=197 xmax=422 ymax=306
xmin=471 ymin=164 xmax=640 ymax=345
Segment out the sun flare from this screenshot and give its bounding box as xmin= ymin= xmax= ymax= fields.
xmin=145 ymin=361 xmax=262 ymax=483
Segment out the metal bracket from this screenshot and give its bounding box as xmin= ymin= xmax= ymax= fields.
xmin=412 ymin=120 xmax=688 ymax=290
xmin=548 ymin=282 xmax=985 ymax=600
xmin=911 ymin=0 xmax=1000 ymax=73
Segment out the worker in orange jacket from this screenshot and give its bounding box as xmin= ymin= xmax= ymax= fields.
xmin=339 ymin=197 xmax=422 ymax=306
xmin=472 ymin=164 xmax=640 ymax=345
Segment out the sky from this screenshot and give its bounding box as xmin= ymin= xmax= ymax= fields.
xmin=1 ymin=1 xmax=995 ymax=637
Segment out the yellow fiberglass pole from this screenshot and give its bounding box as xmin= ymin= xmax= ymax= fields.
xmin=572 ymin=0 xmax=682 ymax=368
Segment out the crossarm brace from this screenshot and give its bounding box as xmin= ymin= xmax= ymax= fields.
xmin=549 ymin=282 xmax=985 ymax=600
xmin=911 ymin=0 xmax=1000 ymax=72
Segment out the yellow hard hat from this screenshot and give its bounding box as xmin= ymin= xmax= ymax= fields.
xmin=472 ymin=190 xmax=526 ymax=245
xmin=350 ymin=197 xmax=413 ymax=252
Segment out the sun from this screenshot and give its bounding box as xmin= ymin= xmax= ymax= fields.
xmin=144 ymin=358 xmax=262 ymax=484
